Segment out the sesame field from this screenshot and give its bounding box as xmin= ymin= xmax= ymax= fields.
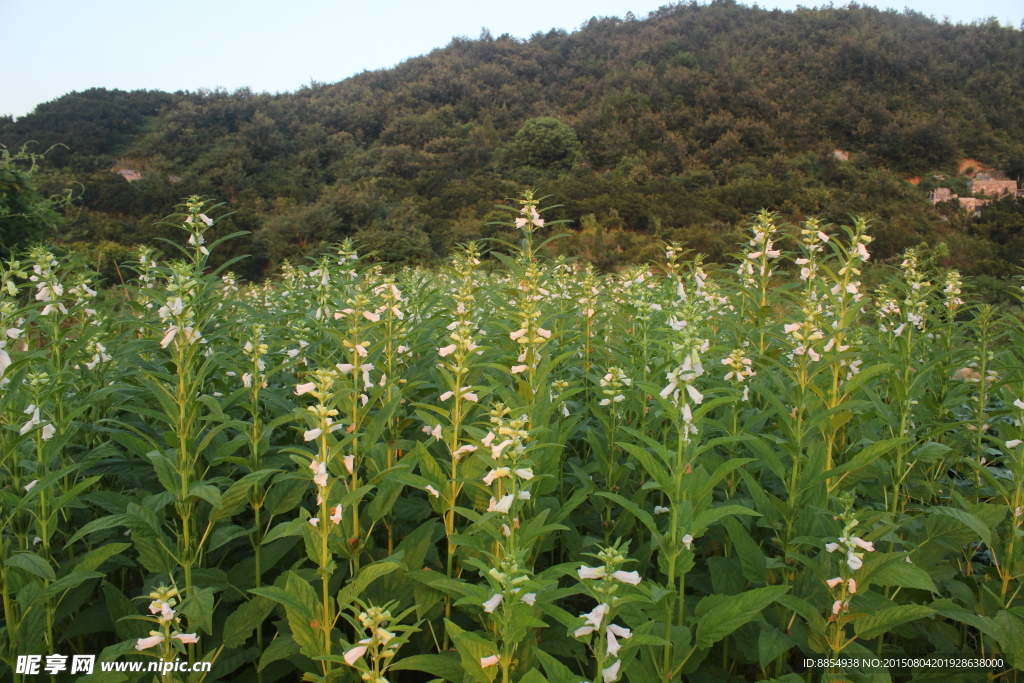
xmin=1 ymin=193 xmax=1023 ymax=683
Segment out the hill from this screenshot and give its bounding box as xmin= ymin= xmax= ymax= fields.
xmin=3 ymin=0 xmax=1024 ymax=281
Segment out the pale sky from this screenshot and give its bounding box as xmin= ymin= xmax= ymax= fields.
xmin=1 ymin=0 xmax=1020 ymax=119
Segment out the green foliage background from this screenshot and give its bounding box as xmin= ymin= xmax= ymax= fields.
xmin=2 ymin=1 xmax=1024 ymax=279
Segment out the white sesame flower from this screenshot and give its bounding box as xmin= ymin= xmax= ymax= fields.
xmin=330 ymin=506 xmax=343 ymax=524
xmin=846 ymin=549 xmax=863 ymax=571
xmin=344 ymin=646 xmax=368 ymax=666
xmin=135 ymin=633 xmax=165 ymax=651
xmin=682 ymin=534 xmax=693 ymax=550
xmin=482 ymin=594 xmax=503 ymax=613
xmin=483 ymin=467 xmax=511 ymax=485
xmin=309 ymin=517 xmax=320 ymax=527
xmin=826 ymin=577 xmax=843 ymax=588
xmin=602 ymin=658 xmax=621 ymax=683
xmin=438 ymin=344 xmax=457 ymax=357
xmin=654 ymin=506 xmax=669 ymax=514
xmin=24 ymin=479 xmax=38 ymax=492
xmin=480 ymin=655 xmax=500 ymax=668
xmin=850 ymin=537 xmax=874 ymax=551
xmin=514 ymin=468 xmax=534 ymax=480
xmin=295 ymin=382 xmax=317 ymax=395
xmin=426 ymin=485 xmax=440 ymax=498
xmin=611 ymin=570 xmax=641 ymax=585
xmin=578 ymin=566 xmax=607 ymax=580
xmin=520 ymin=592 xmax=536 ymax=606
xmin=487 ymin=494 xmax=514 ymax=513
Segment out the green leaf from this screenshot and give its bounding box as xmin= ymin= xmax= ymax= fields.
xmin=723 ymin=516 xmax=767 ymax=584
xmin=147 ymin=451 xmax=181 ymax=495
xmin=390 ymin=653 xmax=464 ymax=682
xmin=6 ymin=552 xmax=56 ymax=581
xmin=285 ymin=571 xmax=321 ymax=658
xmin=532 ymin=651 xmax=581 ymax=683
xmin=65 ymin=513 xmax=132 ymax=547
xmin=188 ymin=483 xmax=224 ymax=508
xmin=177 ymin=586 xmax=216 ymax=635
xmin=694 ymin=585 xmax=790 ymax=648
xmin=854 ymin=604 xmax=935 ymax=640
xmin=39 ymin=570 xmax=104 ymax=601
xmin=929 ymin=506 xmax=993 ymax=548
xmin=258 ymin=633 xmax=298 ymax=672
xmin=103 ymin=581 xmax=149 ymax=640
xmin=445 ymin=619 xmax=497 ymax=683
xmin=72 ymin=542 xmax=130 ymax=573
xmin=758 ymin=623 xmax=796 ymax=670
xmin=595 ymin=492 xmax=660 ymax=538
xmin=336 ymin=561 xmax=401 ymax=610
xmin=867 ymin=557 xmax=938 ymax=593
xmin=692 ymin=504 xmax=760 ymax=534
xmin=211 ymin=468 xmax=276 ymax=522
xmin=249 ymin=586 xmax=313 ymax=620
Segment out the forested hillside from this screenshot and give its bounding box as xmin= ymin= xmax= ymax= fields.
xmin=3 ymin=0 xmax=1024 ymax=281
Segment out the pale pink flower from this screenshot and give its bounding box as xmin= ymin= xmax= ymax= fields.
xmin=482 ymin=594 xmax=503 ymax=613
xmin=826 ymin=577 xmax=843 ymax=588
xmin=295 ymin=382 xmax=317 ymax=395
xmin=611 ymin=570 xmax=641 ymax=585
xmin=173 ymin=633 xmax=199 ymax=644
xmin=483 ymin=467 xmax=511 ymax=485
xmin=343 ymin=455 xmax=355 ymax=474
xmin=480 ymin=655 xmax=500 ymax=668
xmin=578 ymin=566 xmax=606 ymax=580
xmin=438 ymin=344 xmax=457 ymax=357
xmin=487 ymin=495 xmax=513 ymax=513
xmin=602 ymin=658 xmax=621 ymax=683
xmin=135 ymin=633 xmax=165 ymax=650
xmin=425 ymin=485 xmax=440 ymax=498
xmin=344 ymin=646 xmax=368 ymax=666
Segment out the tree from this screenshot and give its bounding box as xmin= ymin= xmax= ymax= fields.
xmin=511 ymin=118 xmax=582 ymax=170
xmin=0 ymin=146 xmax=68 ymax=257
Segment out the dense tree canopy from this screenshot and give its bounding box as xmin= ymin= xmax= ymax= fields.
xmin=2 ymin=1 xmax=1023 ymax=280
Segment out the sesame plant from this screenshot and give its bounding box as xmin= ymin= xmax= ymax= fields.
xmin=0 ymin=193 xmax=1023 ymax=683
